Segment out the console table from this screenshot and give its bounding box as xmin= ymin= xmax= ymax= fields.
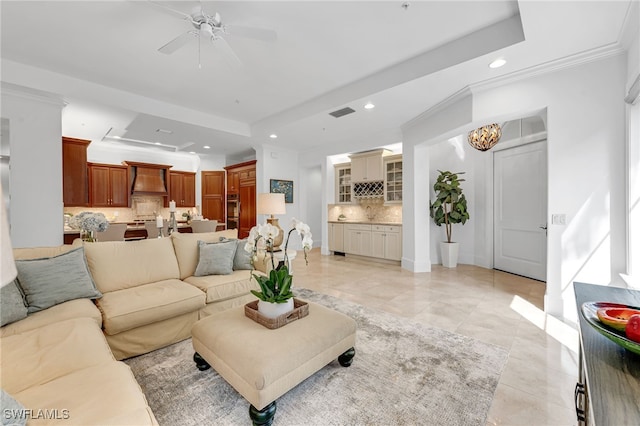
xmin=574 ymin=282 xmax=640 ymax=425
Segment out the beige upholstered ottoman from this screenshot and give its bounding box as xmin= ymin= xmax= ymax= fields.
xmin=191 ymin=301 xmax=356 ymax=425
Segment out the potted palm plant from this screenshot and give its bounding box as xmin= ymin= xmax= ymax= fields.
xmin=245 ymin=219 xmax=313 ymax=318
xmin=429 ymin=170 xmax=470 ymax=267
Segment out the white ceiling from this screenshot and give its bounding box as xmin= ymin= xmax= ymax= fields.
xmin=0 ymin=1 xmax=634 ymax=158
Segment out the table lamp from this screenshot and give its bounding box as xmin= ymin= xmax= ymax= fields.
xmin=1 ymin=186 xmax=17 ymax=287
xmin=257 ymin=193 xmax=286 ymax=251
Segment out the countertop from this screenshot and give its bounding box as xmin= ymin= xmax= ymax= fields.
xmin=328 ymin=220 xmax=402 ymax=226
xmin=63 ymin=221 xmax=191 ymax=234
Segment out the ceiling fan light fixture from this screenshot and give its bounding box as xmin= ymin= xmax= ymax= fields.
xmin=468 ymin=123 xmax=502 ymax=151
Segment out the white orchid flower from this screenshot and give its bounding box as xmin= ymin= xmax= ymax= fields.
xmin=302 ymin=235 xmax=313 ymax=250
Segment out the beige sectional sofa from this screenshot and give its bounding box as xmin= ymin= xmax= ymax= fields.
xmin=1 ymin=229 xmax=262 ymax=425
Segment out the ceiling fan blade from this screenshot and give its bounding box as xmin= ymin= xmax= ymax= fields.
xmin=147 ymin=1 xmax=193 ymax=21
xmin=211 ymin=36 xmax=242 ymax=69
xmin=159 ymin=31 xmax=196 ymax=54
xmin=226 ymin=25 xmax=277 ymax=42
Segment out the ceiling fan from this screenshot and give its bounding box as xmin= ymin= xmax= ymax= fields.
xmin=148 ymin=1 xmax=277 ymax=67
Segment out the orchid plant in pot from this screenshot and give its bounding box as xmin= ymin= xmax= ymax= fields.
xmin=245 ymin=219 xmax=313 ymax=318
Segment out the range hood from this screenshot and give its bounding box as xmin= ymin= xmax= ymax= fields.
xmin=124 ymin=161 xmax=171 ymax=195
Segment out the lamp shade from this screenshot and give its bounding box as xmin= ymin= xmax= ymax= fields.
xmin=257 ymin=193 xmax=286 ymax=216
xmin=0 ymin=186 xmax=17 ymax=287
xmin=468 ymin=123 xmax=502 ymax=151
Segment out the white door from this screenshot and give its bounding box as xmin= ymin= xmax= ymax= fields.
xmin=494 ymin=140 xmax=547 ymax=281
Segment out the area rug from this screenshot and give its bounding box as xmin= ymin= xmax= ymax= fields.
xmin=124 ymin=288 xmax=508 ymax=426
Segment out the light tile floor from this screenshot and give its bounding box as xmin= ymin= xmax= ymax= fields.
xmin=291 ymin=249 xmax=579 ymax=426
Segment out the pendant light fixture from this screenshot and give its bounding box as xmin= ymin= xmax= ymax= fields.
xmin=468 ymin=123 xmax=502 ymax=151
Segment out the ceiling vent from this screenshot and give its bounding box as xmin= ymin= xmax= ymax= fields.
xmin=329 ymin=107 xmax=356 ymax=118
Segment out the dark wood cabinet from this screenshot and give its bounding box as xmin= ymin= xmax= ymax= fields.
xmin=201 ymin=171 xmax=225 ymax=225
xmin=225 ymin=160 xmax=257 ymax=238
xmin=62 ymin=137 xmax=91 ymax=206
xmin=169 ymin=171 xmax=196 ymax=207
xmin=88 ymin=163 xmax=129 ymax=207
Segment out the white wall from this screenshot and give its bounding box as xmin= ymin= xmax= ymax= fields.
xmin=1 ymin=83 xmax=65 ymax=247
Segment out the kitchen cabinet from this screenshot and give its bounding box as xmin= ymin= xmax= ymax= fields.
xmin=334 ymin=163 xmax=352 ymax=204
xmin=371 ymin=225 xmax=402 ymax=261
xmin=169 ymin=171 xmax=196 ymax=207
xmin=62 ymin=137 xmax=91 ymax=207
xmin=201 ymin=171 xmax=225 ymax=224
xmin=88 ymin=163 xmax=128 ymax=207
xmin=328 ymin=222 xmax=345 ymax=252
xmin=350 ymin=149 xmax=389 ymax=182
xmin=225 ymin=160 xmax=257 ymax=238
xmin=344 ymin=224 xmax=372 ymax=257
xmin=384 ymin=155 xmax=403 ymax=204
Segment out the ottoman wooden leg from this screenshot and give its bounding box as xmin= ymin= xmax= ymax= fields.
xmin=249 ymin=401 xmax=277 ymax=426
xmin=193 ymin=352 xmax=211 ymax=371
xmin=338 ymin=347 xmax=356 ymax=367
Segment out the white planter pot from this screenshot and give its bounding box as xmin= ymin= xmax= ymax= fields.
xmin=258 ymin=298 xmax=294 ymax=319
xmin=440 ymin=242 xmax=459 ymax=268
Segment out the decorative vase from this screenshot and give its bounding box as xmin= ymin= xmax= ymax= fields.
xmin=80 ymin=229 xmax=97 ymax=242
xmin=257 ymin=298 xmax=294 ymax=319
xmin=440 ymin=242 xmax=459 ymax=268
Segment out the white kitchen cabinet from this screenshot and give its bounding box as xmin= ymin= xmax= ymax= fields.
xmin=328 ymin=222 xmax=345 ymax=252
xmin=344 ymin=224 xmax=372 ymax=257
xmin=350 ymin=149 xmax=389 ymax=182
xmin=371 ymin=225 xmax=402 ymax=261
xmin=384 ymin=155 xmax=403 ymax=204
xmin=334 ymin=163 xmax=352 ymax=204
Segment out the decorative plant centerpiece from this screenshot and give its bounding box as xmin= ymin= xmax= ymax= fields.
xmin=68 ymin=211 xmax=109 ymax=242
xmin=245 ymin=219 xmax=313 ymax=318
xmin=429 ymin=170 xmax=470 ymax=267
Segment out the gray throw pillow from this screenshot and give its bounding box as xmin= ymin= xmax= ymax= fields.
xmin=0 ymin=280 xmax=28 ymax=327
xmin=233 ymin=238 xmax=253 ymax=270
xmin=194 ymin=240 xmax=237 ymax=276
xmin=1 ymin=389 xmax=26 ymax=426
xmin=15 ymin=247 xmax=102 ymax=314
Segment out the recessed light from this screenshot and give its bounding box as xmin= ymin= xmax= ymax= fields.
xmin=364 ymin=103 xmax=375 ymax=109
xmin=203 ymin=145 xmax=210 ymax=149
xmin=270 ymin=134 xmax=278 ymax=139
xmin=154 ymin=142 xmax=162 ymax=145
xmin=112 ymin=136 xmax=121 ymax=139
xmin=189 ymin=151 xmax=196 ymax=154
xmin=489 ymin=58 xmax=506 ymax=69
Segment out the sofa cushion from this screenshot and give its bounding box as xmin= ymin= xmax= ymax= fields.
xmin=0 ymin=280 xmax=27 ymax=326
xmin=194 ymin=240 xmax=237 ymax=276
xmin=184 ymin=270 xmax=259 ymax=304
xmin=171 ymin=229 xmax=238 ymax=279
xmin=1 ymin=318 xmax=115 ymax=395
xmin=96 ymin=279 xmax=205 ymax=335
xmin=12 ymin=240 xmax=82 ymax=260
xmin=84 ymin=238 xmax=180 ymax=293
xmin=0 ymin=299 xmax=103 ymax=338
xmin=15 ymin=247 xmax=102 ymax=314
xmin=13 ymin=362 xmax=157 ymax=426
xmin=233 ymin=238 xmax=253 ymax=270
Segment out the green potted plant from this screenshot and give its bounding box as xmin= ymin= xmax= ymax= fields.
xmin=245 ymin=219 xmax=313 ymax=318
xmin=429 ymin=170 xmax=470 ymax=267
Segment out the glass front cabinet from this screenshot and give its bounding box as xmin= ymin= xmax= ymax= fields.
xmin=384 ymin=155 xmax=402 ymax=204
xmin=335 ymin=163 xmax=352 ymax=204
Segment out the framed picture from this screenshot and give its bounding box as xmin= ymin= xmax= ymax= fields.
xmin=270 ymin=179 xmax=294 ymax=203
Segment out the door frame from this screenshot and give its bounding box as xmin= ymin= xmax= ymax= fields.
xmin=481 ymin=131 xmax=548 ymax=278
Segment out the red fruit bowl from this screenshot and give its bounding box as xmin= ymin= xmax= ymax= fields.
xmin=581 ymin=302 xmax=640 ymax=355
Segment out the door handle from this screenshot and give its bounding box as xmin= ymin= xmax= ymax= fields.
xmin=539 ymin=226 xmax=547 ymax=230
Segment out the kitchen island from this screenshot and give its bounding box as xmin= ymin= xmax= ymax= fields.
xmin=63 ymin=222 xmax=193 ymax=244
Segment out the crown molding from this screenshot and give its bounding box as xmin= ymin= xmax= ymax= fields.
xmin=469 ymin=43 xmax=626 ymax=94
xmin=1 ymin=82 xmax=64 ymax=107
xmin=401 ymin=87 xmax=472 ymax=131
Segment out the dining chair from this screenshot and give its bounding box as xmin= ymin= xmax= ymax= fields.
xmin=96 ymin=223 xmax=127 ymax=242
xmin=190 ymin=220 xmax=218 ymax=233
xmin=145 ymin=220 xmax=169 ymax=238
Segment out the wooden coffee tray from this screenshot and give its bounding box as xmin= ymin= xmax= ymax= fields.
xmin=244 ymin=298 xmax=309 ymax=329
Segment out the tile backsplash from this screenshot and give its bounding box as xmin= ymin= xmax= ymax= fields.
xmin=328 ymin=202 xmax=402 ymax=223
xmin=63 ymin=205 xmax=199 ymax=224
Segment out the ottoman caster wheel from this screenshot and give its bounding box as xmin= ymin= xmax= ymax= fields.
xmin=193 ymin=352 xmax=211 ymax=371
xmin=249 ymin=401 xmax=277 ymax=426
xmin=338 ymin=347 xmax=356 ymax=367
